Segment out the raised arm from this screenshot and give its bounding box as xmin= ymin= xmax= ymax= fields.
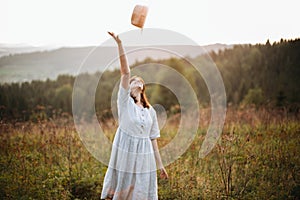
xmin=108 ymin=32 xmax=130 ymax=90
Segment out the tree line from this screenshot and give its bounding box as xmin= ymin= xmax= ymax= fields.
xmin=0 ymin=38 xmax=299 ymax=121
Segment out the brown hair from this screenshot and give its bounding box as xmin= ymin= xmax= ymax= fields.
xmin=129 ymin=76 xmax=150 ymax=109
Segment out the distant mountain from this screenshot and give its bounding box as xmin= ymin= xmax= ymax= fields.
xmin=0 ymin=44 xmax=233 ymax=83
xmin=0 ymin=43 xmax=58 ymax=58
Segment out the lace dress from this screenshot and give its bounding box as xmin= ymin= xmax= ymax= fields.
xmin=101 ymin=85 xmax=160 ymax=200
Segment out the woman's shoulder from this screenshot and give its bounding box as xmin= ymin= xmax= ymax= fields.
xmin=148 ymin=105 xmax=157 ymax=115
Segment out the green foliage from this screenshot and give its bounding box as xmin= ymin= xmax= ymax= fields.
xmin=242 ymin=87 xmax=264 ymax=106
xmin=53 ymin=84 xmax=72 ymax=113
xmin=213 ymin=38 xmax=300 ymax=106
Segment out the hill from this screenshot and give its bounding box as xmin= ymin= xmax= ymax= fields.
xmin=0 ymin=44 xmax=232 ymax=83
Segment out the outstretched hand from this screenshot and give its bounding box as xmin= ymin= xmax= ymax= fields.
xmin=108 ymin=31 xmax=122 ymax=44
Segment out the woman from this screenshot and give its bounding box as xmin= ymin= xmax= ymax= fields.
xmin=101 ymin=32 xmax=168 ymax=200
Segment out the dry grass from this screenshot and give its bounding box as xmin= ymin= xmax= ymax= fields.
xmin=0 ymin=107 xmax=299 ymax=199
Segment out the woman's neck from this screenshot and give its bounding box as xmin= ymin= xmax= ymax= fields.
xmin=134 ymin=95 xmax=141 ymax=103
xmin=136 ymin=101 xmax=143 ymax=108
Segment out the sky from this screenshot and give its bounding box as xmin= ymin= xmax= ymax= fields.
xmin=1 ymin=0 xmax=299 ymax=47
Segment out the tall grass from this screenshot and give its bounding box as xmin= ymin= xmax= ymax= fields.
xmin=0 ymin=107 xmax=299 ymax=199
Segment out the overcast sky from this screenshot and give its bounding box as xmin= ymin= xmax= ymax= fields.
xmin=1 ymin=0 xmax=299 ymax=47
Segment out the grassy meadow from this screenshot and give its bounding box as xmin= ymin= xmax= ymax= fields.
xmin=0 ymin=107 xmax=299 ymax=199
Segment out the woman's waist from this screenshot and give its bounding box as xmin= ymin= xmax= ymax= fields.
xmin=118 ymin=127 xmax=150 ymax=139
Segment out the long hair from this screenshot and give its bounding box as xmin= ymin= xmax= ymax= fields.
xmin=129 ymin=76 xmax=150 ymax=109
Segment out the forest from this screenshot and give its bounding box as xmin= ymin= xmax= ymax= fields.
xmin=0 ymin=38 xmax=299 ymax=121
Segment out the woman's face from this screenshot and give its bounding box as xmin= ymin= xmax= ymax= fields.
xmin=130 ymin=78 xmax=144 ymax=92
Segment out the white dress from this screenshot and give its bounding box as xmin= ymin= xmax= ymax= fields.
xmin=101 ymin=84 xmax=160 ymax=200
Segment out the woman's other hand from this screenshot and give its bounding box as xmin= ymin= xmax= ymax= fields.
xmin=160 ymin=167 xmax=169 ymax=179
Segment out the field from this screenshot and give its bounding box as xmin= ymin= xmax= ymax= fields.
xmin=0 ymin=107 xmax=299 ymax=199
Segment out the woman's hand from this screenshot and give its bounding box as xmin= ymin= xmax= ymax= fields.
xmin=108 ymin=31 xmax=122 ymax=44
xmin=160 ymin=167 xmax=169 ymax=179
